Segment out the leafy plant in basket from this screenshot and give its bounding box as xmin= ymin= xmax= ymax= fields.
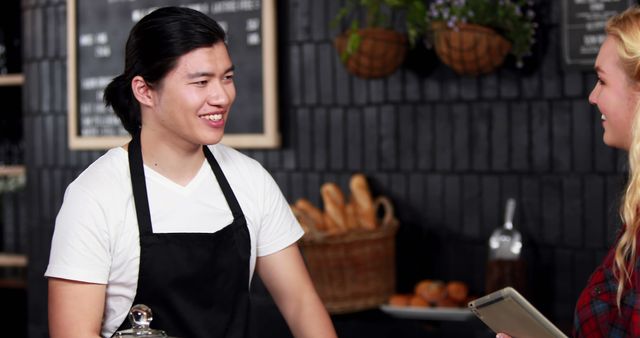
xmin=331 ymin=0 xmax=428 ymax=79
xmin=425 ymin=0 xmax=537 ymax=76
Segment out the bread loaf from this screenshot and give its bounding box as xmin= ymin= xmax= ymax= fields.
xmin=295 ymin=198 xmax=326 ymax=231
xmin=344 ymin=202 xmax=359 ymax=230
xmin=290 ymin=205 xmax=311 ymax=234
xmin=349 ymin=174 xmax=377 ymax=230
xmin=320 ymin=182 xmax=347 ymax=233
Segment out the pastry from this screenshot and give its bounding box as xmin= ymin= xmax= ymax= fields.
xmin=320 ymin=182 xmax=347 ymax=232
xmin=445 ymin=281 xmax=469 ymax=303
xmin=349 ymin=174 xmax=377 ymax=230
xmin=409 ymin=295 xmax=429 ymax=307
xmin=415 ymin=279 xmax=446 ymax=304
xmin=388 ymin=294 xmax=412 ymax=306
xmin=295 ymin=198 xmax=326 ymax=231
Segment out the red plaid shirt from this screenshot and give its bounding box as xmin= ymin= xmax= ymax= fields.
xmin=574 ymin=237 xmax=640 ymax=337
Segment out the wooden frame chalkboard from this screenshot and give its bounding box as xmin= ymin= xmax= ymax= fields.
xmin=67 ymin=0 xmax=280 ymax=150
xmin=561 ymin=0 xmax=635 ymax=68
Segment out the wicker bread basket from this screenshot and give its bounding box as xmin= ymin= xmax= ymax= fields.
xmin=299 ymin=197 xmax=398 ymax=314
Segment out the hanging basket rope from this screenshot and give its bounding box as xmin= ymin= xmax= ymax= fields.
xmin=431 ymin=22 xmax=511 ymax=76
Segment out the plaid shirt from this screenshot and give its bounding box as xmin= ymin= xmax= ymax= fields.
xmin=573 ymin=237 xmax=640 ymax=337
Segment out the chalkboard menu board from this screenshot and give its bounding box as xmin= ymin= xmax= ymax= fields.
xmin=67 ymin=0 xmax=280 ymax=149
xmin=562 ymin=0 xmax=636 ymax=68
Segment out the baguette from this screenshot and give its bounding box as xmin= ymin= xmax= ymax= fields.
xmin=295 ymin=198 xmax=326 ymax=231
xmin=349 ymin=174 xmax=377 ymax=230
xmin=344 ymin=202 xmax=359 ymax=230
xmin=290 ymin=205 xmax=312 ymax=234
xmin=320 ymin=182 xmax=348 ymax=233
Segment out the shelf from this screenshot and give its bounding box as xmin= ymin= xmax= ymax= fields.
xmin=0 ymin=74 xmax=24 ymax=86
xmin=0 ymin=278 xmax=26 ymax=289
xmin=0 ymin=253 xmax=27 ymax=268
xmin=0 ymin=165 xmax=24 ymax=177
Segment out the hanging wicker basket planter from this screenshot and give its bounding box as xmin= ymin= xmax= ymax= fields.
xmin=431 ymin=22 xmax=511 ymax=76
xmin=334 ymin=28 xmax=407 ymax=79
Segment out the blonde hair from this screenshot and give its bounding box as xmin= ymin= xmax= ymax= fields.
xmin=606 ymin=6 xmax=640 ymax=309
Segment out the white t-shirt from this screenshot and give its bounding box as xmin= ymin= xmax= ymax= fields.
xmin=45 ymin=144 xmax=303 ymax=338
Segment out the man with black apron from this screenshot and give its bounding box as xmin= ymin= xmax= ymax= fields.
xmin=46 ymin=7 xmax=337 ymax=338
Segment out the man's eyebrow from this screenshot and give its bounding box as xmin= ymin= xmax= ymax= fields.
xmin=594 ymin=65 xmax=604 ymax=74
xmin=186 ymin=65 xmax=235 ymax=79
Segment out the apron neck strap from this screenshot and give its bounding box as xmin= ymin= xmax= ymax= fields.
xmin=128 ymin=131 xmax=154 ymax=235
xmin=202 ymin=145 xmax=244 ymax=220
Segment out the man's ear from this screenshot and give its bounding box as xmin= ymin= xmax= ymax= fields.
xmin=131 ymin=75 xmax=154 ymax=107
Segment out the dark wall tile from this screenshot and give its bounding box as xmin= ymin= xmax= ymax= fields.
xmin=511 ymin=102 xmax=529 ymax=171
xmin=471 ymin=103 xmax=491 ymax=171
xmin=434 ymin=104 xmax=452 ymax=171
xmin=313 ymin=107 xmax=328 ymax=170
xmin=564 ymin=72 xmax=583 ymax=98
xmin=380 ymin=105 xmax=397 ymax=170
xmin=481 ymin=73 xmax=498 ymax=99
xmin=363 ymin=106 xmax=378 ymax=170
xmin=422 ymin=72 xmax=441 ymax=101
xmin=310 ymin=0 xmax=327 ymax=41
xmin=407 ymin=173 xmax=426 ymax=225
xmin=481 ymin=176 xmax=500 ymax=236
xmin=416 ymin=104 xmax=433 ymax=170
xmin=542 ymin=176 xmax=562 ymax=245
xmin=451 ymin=103 xmax=469 ymax=171
xmin=583 ymin=175 xmax=604 ymax=249
xmin=563 ymin=177 xmax=582 ymax=248
xmin=425 ymin=174 xmax=444 ymax=228
xmin=334 ymin=54 xmax=351 ymax=105
xmin=317 ymin=43 xmax=334 ymax=105
xmin=398 ymin=105 xmax=415 ymax=171
xmin=460 ymin=77 xmax=478 ymax=100
xmin=521 ymin=72 xmax=541 ymax=99
xmin=462 ymin=175 xmax=481 ymax=237
xmin=289 ymin=0 xmax=310 ymax=42
xmin=492 ymin=102 xmax=509 ymax=171
xmin=329 ymin=107 xmax=344 ymax=170
xmin=287 ymin=45 xmax=302 ymax=106
xmin=531 ymin=101 xmax=551 ymax=172
xmin=387 ymin=71 xmax=403 ymax=102
xmin=499 ymin=70 xmax=519 ymax=99
xmin=521 ymin=177 xmax=542 ymax=244
xmin=551 ymin=101 xmax=571 ymax=172
xmin=295 ymin=108 xmax=311 ymax=170
xmin=352 ymin=77 xmax=368 ymax=105
xmin=404 ymin=71 xmax=421 ymax=102
xmin=302 ymin=43 xmax=318 ymax=105
xmin=346 ymin=107 xmax=363 ymax=171
xmin=572 ymin=100 xmax=592 ymax=173
xmin=444 ymin=175 xmax=461 ymax=233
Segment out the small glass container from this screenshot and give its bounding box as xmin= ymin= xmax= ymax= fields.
xmin=113 ymin=304 xmax=173 ymax=337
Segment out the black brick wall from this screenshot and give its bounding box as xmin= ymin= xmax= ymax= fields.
xmin=18 ymin=0 xmax=630 ymax=336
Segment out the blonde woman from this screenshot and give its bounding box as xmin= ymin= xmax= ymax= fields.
xmin=499 ymin=5 xmax=640 ymax=338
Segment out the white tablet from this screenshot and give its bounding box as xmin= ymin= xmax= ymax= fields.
xmin=467 ymin=287 xmax=568 ymax=338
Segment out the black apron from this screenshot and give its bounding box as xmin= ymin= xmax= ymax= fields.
xmin=115 ymin=133 xmax=251 ymax=338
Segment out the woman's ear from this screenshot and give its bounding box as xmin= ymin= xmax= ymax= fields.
xmin=131 ymin=75 xmax=154 ymax=107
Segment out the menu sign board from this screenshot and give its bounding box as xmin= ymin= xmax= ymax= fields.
xmin=562 ymin=0 xmax=635 ymax=68
xmin=67 ymin=0 xmax=280 ymax=149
